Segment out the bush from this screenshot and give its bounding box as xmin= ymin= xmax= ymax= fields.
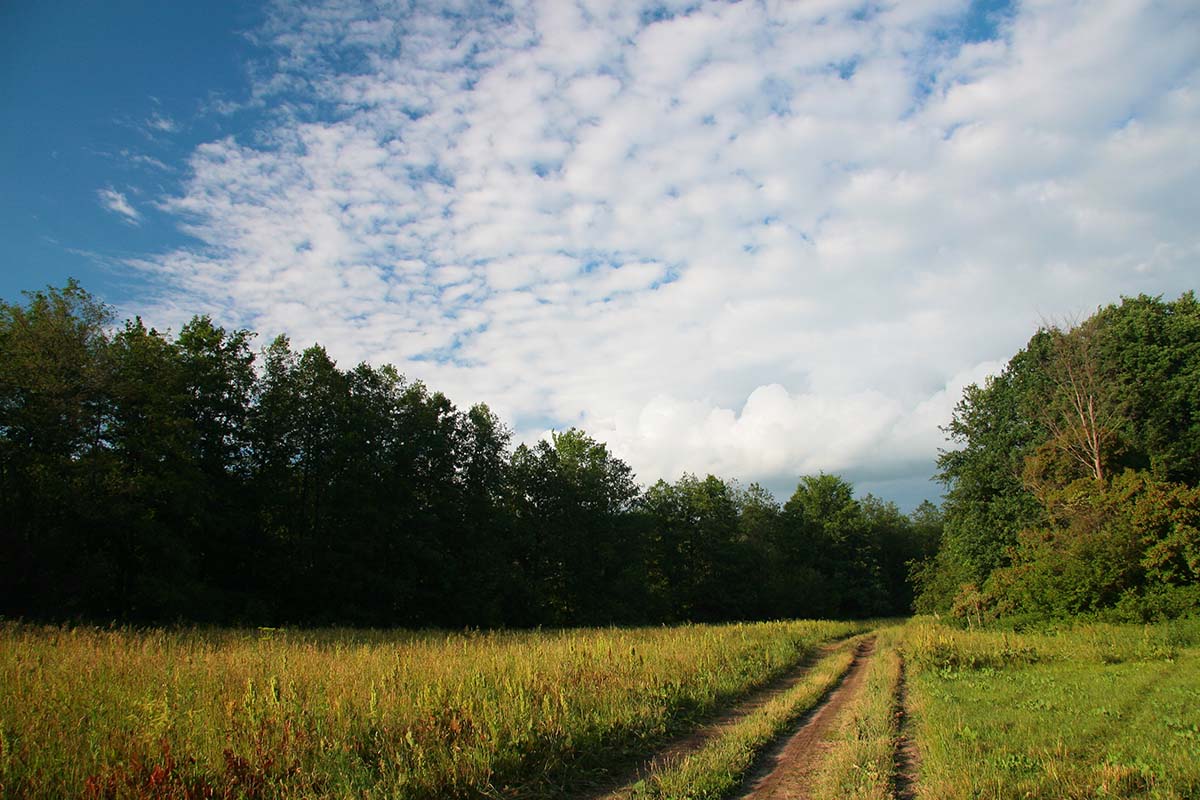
xmin=979 ymin=471 xmax=1200 ymax=622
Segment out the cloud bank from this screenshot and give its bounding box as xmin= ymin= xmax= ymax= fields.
xmin=132 ymin=0 xmax=1200 ymax=504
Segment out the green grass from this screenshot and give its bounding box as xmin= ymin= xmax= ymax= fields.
xmin=905 ymin=618 xmax=1200 ymax=799
xmin=618 ymin=619 xmax=1200 ymax=800
xmin=0 ymin=619 xmax=869 ymax=799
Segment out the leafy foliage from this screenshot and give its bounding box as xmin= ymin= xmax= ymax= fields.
xmin=918 ymin=292 xmax=1200 ymax=622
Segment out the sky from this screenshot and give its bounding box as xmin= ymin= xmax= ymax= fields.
xmin=2 ymin=0 xmax=1198 ymax=509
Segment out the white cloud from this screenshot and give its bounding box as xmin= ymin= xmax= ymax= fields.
xmin=98 ymin=187 xmax=142 ymax=224
xmin=146 ymin=113 xmax=179 ymax=134
xmin=130 ymin=0 xmax=1200 ymax=506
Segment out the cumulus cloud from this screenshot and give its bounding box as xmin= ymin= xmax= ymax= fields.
xmin=98 ymin=187 xmax=142 ymax=224
xmin=131 ymin=0 xmax=1200 ymax=506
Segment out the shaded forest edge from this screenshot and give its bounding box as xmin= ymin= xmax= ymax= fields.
xmin=0 ymin=281 xmax=936 ymax=626
xmin=1 ymin=282 xmax=1197 ymax=627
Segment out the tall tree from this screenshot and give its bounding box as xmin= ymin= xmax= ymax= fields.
xmin=103 ymin=318 xmax=208 ymax=619
xmin=174 ymin=316 xmax=257 ymax=618
xmin=1022 ymin=319 xmax=1123 ymax=499
xmin=1094 ymin=292 xmax=1200 ymax=484
xmin=734 ymin=483 xmax=787 ymax=619
xmin=0 ymin=281 xmax=114 ymax=617
xmin=451 ymin=403 xmax=514 ymax=625
xmin=2 ymin=279 xmax=955 ymax=628
xmin=642 ymin=474 xmax=757 ymax=621
xmin=920 ymin=337 xmax=1050 ymax=611
xmin=507 ymin=430 xmax=639 ymax=624
xmin=920 ymin=292 xmax=1200 ymax=620
xmin=784 ymin=474 xmax=886 ymax=617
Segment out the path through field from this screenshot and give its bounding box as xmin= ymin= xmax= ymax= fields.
xmin=580 ymin=638 xmax=859 ymax=800
xmin=735 ymin=637 xmax=877 ymax=800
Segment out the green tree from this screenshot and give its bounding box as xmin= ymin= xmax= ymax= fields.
xmin=919 ymin=338 xmax=1051 ymax=612
xmin=0 ymin=280 xmax=114 ymax=617
xmin=447 ymin=403 xmax=514 ymax=625
xmin=1093 ymin=292 xmax=1200 ymax=483
xmin=784 ymin=474 xmax=886 ymax=617
xmin=642 ymin=474 xmax=761 ymax=621
xmin=982 ymin=471 xmax=1200 ymax=622
xmin=922 ymin=292 xmax=1200 ymax=619
xmin=508 ymin=429 xmax=639 ymax=625
xmin=102 ymin=318 xmax=210 ymax=618
xmin=247 ymin=338 xmax=351 ymax=620
xmin=173 ymin=316 xmax=258 ymax=618
xmin=860 ymin=494 xmax=939 ymax=614
xmin=734 ymin=483 xmax=788 ymax=618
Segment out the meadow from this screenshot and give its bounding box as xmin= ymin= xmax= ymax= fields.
xmin=902 ymin=619 xmax=1200 ymax=800
xmin=4 ymin=617 xmax=1200 ymax=800
xmin=0 ymin=619 xmax=866 ymax=799
xmin=593 ymin=618 xmax=1200 ymax=800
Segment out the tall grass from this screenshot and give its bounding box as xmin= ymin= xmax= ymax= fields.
xmin=0 ymin=619 xmax=867 ymax=799
xmin=903 ymin=616 xmax=1200 ymax=672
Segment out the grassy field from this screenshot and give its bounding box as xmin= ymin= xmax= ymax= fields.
xmin=601 ymin=618 xmax=1200 ymax=800
xmin=904 ymin=618 xmax=1200 ymax=800
xmin=0 ymin=619 xmax=867 ymax=799
xmin=3 ymin=617 xmax=1199 ymax=800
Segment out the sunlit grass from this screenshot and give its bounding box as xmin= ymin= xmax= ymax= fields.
xmin=0 ymin=619 xmax=868 ymax=799
xmin=12 ymin=618 xmax=1193 ymax=799
xmin=906 ymin=618 xmax=1200 ymax=800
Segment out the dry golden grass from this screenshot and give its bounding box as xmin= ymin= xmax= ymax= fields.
xmin=0 ymin=619 xmax=868 ymax=799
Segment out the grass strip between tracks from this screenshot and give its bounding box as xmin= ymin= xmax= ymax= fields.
xmin=807 ymin=626 xmax=906 ymax=800
xmin=628 ymin=634 xmax=868 ymax=800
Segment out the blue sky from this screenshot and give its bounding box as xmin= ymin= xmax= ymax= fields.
xmin=3 ymin=0 xmax=1198 ymax=508
xmin=1 ymin=1 xmax=267 ymax=299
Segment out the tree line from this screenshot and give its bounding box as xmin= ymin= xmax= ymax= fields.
xmin=915 ymin=292 xmax=1200 ymax=623
xmin=1 ymin=281 xmax=940 ymax=626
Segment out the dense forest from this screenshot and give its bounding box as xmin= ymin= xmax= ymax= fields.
xmin=0 ymin=281 xmax=939 ymax=626
xmin=5 ymin=282 xmax=1196 ymax=627
xmin=915 ymin=291 xmax=1200 ymax=623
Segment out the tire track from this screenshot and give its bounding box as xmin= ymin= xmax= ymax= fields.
xmin=575 ymin=636 xmax=864 ymax=800
xmin=734 ymin=637 xmax=877 ymax=800
xmin=891 ymin=654 xmax=920 ymax=800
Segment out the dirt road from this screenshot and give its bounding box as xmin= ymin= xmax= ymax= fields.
xmin=574 ymin=633 xmax=921 ymax=800
xmin=735 ymin=637 xmax=877 ymax=800
xmin=579 ymin=638 xmax=859 ymax=800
